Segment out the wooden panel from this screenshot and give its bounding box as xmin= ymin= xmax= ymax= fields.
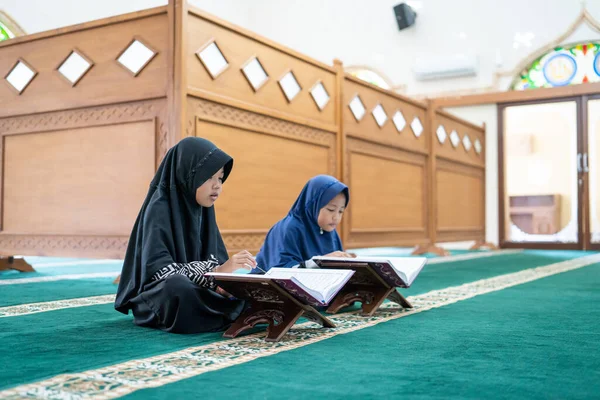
xmin=350 ymin=153 xmax=424 ymax=229
xmin=0 ymin=12 xmax=169 ymax=118
xmin=436 ymin=159 xmax=485 ymax=241
xmin=434 ymin=110 xmax=485 ymax=168
xmin=3 ymin=120 xmax=155 ymax=235
xmin=344 ymin=138 xmax=429 ymax=248
xmin=0 ymin=234 xmax=128 ymax=258
xmin=186 ymin=10 xmax=336 ymax=131
xmin=343 ymin=77 xmax=427 ymax=154
xmin=196 ymin=119 xmax=332 ymax=231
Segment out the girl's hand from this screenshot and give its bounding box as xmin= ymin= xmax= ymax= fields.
xmin=215 ymin=286 xmax=234 ymax=298
xmin=324 ymin=251 xmax=355 ymax=258
xmin=215 ymin=250 xmax=257 ymax=273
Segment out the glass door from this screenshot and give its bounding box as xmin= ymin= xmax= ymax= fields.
xmin=585 ymin=97 xmax=600 ymax=249
xmin=499 ymin=99 xmax=583 ymax=249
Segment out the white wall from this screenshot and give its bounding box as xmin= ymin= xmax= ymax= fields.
xmin=195 ymin=0 xmax=600 ymax=96
xmin=0 ymin=0 xmax=167 ymax=33
xmin=187 ymin=0 xmax=251 ymax=28
xmin=0 ymin=0 xmax=252 ymax=38
xmin=444 ymin=105 xmax=499 ymax=245
xmin=0 ymin=0 xmax=253 ymax=44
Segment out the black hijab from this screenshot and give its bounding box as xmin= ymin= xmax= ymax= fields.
xmin=115 ymin=137 xmax=233 ymax=314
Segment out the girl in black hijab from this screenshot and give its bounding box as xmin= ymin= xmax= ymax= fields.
xmin=115 ymin=137 xmax=256 ymax=333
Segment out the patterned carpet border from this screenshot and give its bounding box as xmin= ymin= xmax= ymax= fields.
xmin=0 ymin=295 xmax=116 ymax=318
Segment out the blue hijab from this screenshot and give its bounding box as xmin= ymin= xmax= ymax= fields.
xmin=254 ymin=175 xmax=349 ymax=272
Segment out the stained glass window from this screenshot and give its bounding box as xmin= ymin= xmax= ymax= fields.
xmin=349 ymin=69 xmax=391 ymax=90
xmin=0 ymin=20 xmax=15 ymax=41
xmin=511 ymin=42 xmax=600 ymax=90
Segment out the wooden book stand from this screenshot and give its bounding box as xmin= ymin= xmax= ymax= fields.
xmin=0 ymin=256 xmax=35 ymax=273
xmin=318 ymin=262 xmax=412 ymax=317
xmin=212 ymin=275 xmax=336 ymax=342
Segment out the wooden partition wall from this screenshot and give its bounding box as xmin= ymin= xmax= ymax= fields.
xmin=340 ymin=75 xmax=430 ymax=249
xmin=0 ymin=7 xmax=177 ymax=259
xmin=182 ymin=6 xmax=338 ymax=255
xmin=430 ymin=109 xmax=486 ymax=245
xmin=0 ymin=0 xmax=486 ymax=261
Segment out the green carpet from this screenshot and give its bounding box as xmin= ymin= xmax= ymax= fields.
xmin=0 ymin=306 xmax=227 ymax=390
xmin=404 ymin=250 xmax=594 ymax=296
xmin=0 ymin=278 xmax=118 ymax=307
xmin=123 ymin=259 xmax=600 ymax=400
xmin=1 ymin=250 xmax=598 ymax=399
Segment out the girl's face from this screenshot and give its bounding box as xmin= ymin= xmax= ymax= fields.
xmin=317 ymin=192 xmax=346 ymax=232
xmin=195 ymin=167 xmax=224 ymax=207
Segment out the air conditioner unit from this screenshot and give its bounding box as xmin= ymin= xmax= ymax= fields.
xmin=413 ymin=53 xmax=478 ymax=81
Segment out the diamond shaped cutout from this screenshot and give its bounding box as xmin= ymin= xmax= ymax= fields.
xmin=242 ymin=57 xmax=269 ymax=91
xmin=310 ymin=81 xmax=330 ymax=111
xmin=279 ymin=70 xmax=301 ymax=102
xmin=197 ymin=40 xmax=229 ymax=79
xmin=349 ymin=95 xmax=366 ymax=121
xmin=411 ymin=117 xmax=423 ymax=137
xmin=450 ymin=130 xmax=460 ymax=148
xmin=5 ymin=59 xmax=37 ymax=94
xmin=436 ymin=125 xmax=447 ymax=144
xmin=117 ymin=38 xmax=157 ymax=76
xmin=392 ymin=110 xmax=406 ymax=132
xmin=58 ymin=50 xmax=93 ymax=86
xmin=474 ymin=139 xmax=482 ymax=154
xmin=463 ymin=135 xmax=472 ymax=152
xmin=372 ymin=104 xmax=388 ymax=128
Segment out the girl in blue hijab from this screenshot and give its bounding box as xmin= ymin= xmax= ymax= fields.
xmin=253 ymin=175 xmax=354 ymax=272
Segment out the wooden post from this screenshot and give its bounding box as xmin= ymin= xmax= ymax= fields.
xmin=333 ymin=59 xmax=349 ymax=247
xmin=412 ymin=101 xmax=449 ymax=257
xmin=168 ymin=0 xmax=188 ymax=141
xmin=470 ymin=122 xmax=497 ymax=251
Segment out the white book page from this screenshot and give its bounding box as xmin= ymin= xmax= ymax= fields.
xmin=266 ymin=268 xmax=353 ymax=303
xmin=363 ymin=257 xmax=426 ymax=285
xmin=312 ymin=256 xmax=426 ymax=286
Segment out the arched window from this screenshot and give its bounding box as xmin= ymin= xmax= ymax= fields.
xmin=0 ymin=20 xmax=15 ymax=41
xmin=511 ymin=42 xmax=600 ymax=90
xmin=348 ymin=68 xmax=392 ymax=90
xmin=0 ymin=11 xmax=25 ymax=41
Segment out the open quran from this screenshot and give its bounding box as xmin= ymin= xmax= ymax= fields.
xmin=207 ymin=268 xmax=354 ymax=306
xmin=206 ymin=268 xmax=354 ymax=342
xmin=312 ymin=256 xmax=426 ymax=288
xmin=310 ymin=256 xmax=427 ymax=316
